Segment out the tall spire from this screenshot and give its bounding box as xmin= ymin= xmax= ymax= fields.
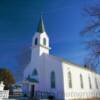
xmin=37 ymin=16 xmax=45 ymax=33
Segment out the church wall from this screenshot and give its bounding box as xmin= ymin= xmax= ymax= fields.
xmin=62 ymin=61 xmax=100 ymax=99
xmin=23 ymin=54 xmax=65 ymax=99
xmin=39 ymin=32 xmax=49 ymax=47
xmin=23 ymin=55 xmax=44 ymax=92
xmin=30 ymin=55 xmax=46 ymax=91
xmin=31 ymin=32 xmax=49 ymax=58
xmin=43 ymin=54 xmax=64 ymax=99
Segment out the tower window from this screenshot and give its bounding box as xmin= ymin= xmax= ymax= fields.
xmin=95 ymin=78 xmax=98 ymax=89
xmin=80 ymin=74 xmax=84 ymax=89
xmin=68 ymin=71 xmax=72 ymax=88
xmin=32 ymin=69 xmax=38 ymax=76
xmin=35 ymin=38 xmax=38 ymax=45
xmin=50 ymin=71 xmax=56 ymax=89
xmin=43 ymin=38 xmax=46 ymax=46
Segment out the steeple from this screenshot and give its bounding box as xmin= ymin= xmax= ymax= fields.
xmin=37 ymin=16 xmax=45 ymax=33
xmin=31 ymin=15 xmax=50 ymax=58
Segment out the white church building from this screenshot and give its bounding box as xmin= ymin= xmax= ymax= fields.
xmin=23 ymin=16 xmax=100 ymax=100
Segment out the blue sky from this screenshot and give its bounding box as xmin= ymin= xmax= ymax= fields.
xmin=0 ymin=0 xmax=98 ymax=80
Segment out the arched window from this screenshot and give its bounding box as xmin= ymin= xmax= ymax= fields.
xmin=88 ymin=76 xmax=92 ymax=89
xmin=32 ymin=69 xmax=38 ymax=76
xmin=35 ymin=38 xmax=38 ymax=45
xmin=68 ymin=71 xmax=72 ymax=88
xmin=43 ymin=38 xmax=46 ymax=46
xmin=50 ymin=71 xmax=56 ymax=88
xmin=80 ymin=74 xmax=84 ymax=89
xmin=95 ymin=78 xmax=98 ymax=89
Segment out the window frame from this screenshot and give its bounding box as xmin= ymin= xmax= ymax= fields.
xmin=68 ymin=71 xmax=72 ymax=88
xmin=88 ymin=76 xmax=92 ymax=89
xmin=50 ymin=71 xmax=56 ymax=89
xmin=95 ymin=78 xmax=98 ymax=89
xmin=43 ymin=38 xmax=46 ymax=46
xmin=32 ymin=69 xmax=38 ymax=76
xmin=35 ymin=38 xmax=38 ymax=45
xmin=80 ymin=74 xmax=84 ymax=89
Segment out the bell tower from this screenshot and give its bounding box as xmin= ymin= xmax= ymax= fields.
xmin=31 ymin=16 xmax=51 ymax=59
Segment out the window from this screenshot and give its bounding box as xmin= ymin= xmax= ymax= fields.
xmin=43 ymin=38 xmax=46 ymax=45
xmin=80 ymin=74 xmax=84 ymax=89
xmin=32 ymin=69 xmax=38 ymax=76
xmin=68 ymin=71 xmax=72 ymax=88
xmin=35 ymin=38 xmax=38 ymax=45
xmin=95 ymin=78 xmax=98 ymax=89
xmin=88 ymin=76 xmax=92 ymax=89
xmin=50 ymin=71 xmax=56 ymax=88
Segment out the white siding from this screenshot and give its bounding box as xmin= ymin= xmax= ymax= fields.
xmin=62 ymin=61 xmax=100 ymax=99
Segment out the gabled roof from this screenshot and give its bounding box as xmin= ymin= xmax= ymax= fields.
xmin=37 ymin=16 xmax=45 ymax=33
xmin=43 ymin=53 xmax=100 ymax=75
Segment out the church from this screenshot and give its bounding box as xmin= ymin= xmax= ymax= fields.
xmin=23 ymin=16 xmax=100 ymax=100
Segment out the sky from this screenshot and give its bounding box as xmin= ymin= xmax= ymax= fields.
xmin=0 ymin=0 xmax=98 ymax=81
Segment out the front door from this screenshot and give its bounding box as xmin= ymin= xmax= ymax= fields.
xmin=30 ymin=84 xmax=34 ymax=98
xmin=48 ymin=95 xmax=55 ymax=100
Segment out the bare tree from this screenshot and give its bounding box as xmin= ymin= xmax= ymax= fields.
xmin=16 ymin=45 xmax=31 ymax=80
xmin=81 ymin=2 xmax=100 ymax=71
xmin=17 ymin=45 xmax=31 ymax=68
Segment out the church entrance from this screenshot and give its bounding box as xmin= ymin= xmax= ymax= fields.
xmin=48 ymin=95 xmax=55 ymax=100
xmin=30 ymin=84 xmax=35 ymax=98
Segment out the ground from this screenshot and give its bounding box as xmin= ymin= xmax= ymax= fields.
xmin=75 ymin=99 xmax=100 ymax=100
